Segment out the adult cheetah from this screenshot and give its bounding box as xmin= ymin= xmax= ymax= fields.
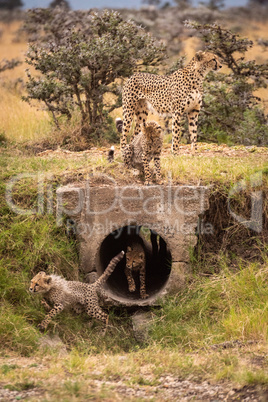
xmin=121 ymin=51 xmax=222 ymax=154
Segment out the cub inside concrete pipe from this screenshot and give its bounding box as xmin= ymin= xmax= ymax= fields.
xmin=95 ymin=225 xmax=172 ymax=304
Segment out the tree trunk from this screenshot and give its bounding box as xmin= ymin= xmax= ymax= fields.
xmin=74 ymin=84 xmax=87 ymax=123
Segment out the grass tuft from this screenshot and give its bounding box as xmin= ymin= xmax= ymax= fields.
xmin=150 ymin=260 xmax=268 ymax=349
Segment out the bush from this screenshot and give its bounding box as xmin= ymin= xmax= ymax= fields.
xmin=23 ymin=8 xmax=166 ymax=142
xmin=185 ymin=21 xmax=268 ymax=146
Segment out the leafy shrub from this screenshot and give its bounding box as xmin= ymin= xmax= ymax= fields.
xmin=186 ymin=21 xmax=268 ymax=146
xmin=23 ymin=8 xmax=166 ymax=142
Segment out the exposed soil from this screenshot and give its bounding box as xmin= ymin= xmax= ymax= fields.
xmin=0 ymin=361 xmax=267 ymax=402
xmin=0 ymin=374 xmax=267 ymax=401
xmin=198 ymin=186 xmax=268 ymax=265
xmin=35 ymin=142 xmax=268 ymax=159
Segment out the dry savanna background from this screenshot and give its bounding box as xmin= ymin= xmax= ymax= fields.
xmin=0 ymin=1 xmax=268 ymax=401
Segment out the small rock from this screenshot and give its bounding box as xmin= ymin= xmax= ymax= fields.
xmin=38 ymin=334 xmax=67 ymax=356
xmin=131 ymin=310 xmax=154 ymax=343
xmin=85 ymin=272 xmax=98 ymax=284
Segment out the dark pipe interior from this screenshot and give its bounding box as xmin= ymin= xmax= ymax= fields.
xmin=97 ymin=225 xmax=172 ymax=301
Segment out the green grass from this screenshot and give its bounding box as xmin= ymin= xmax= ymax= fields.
xmin=162 ymin=152 xmax=268 ymax=186
xmin=150 ymin=261 xmax=268 ymax=349
xmin=1 ymin=144 xmax=267 ymax=187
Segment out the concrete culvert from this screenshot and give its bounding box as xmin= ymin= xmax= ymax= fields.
xmin=96 ymin=225 xmax=172 ymax=305
xmin=57 ymin=184 xmax=210 ymax=304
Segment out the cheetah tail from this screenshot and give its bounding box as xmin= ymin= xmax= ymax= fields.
xmin=115 ymin=118 xmax=123 ymax=133
xmin=94 ymin=251 xmax=125 ymax=288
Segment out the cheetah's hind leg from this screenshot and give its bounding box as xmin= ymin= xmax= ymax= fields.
xmin=122 ymin=143 xmax=134 ymax=169
xmin=121 ymin=107 xmax=135 ymax=150
xmin=86 ymin=302 xmax=110 ymax=336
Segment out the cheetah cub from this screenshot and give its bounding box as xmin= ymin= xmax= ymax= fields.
xmin=116 ymin=118 xmax=163 ymax=185
xmin=29 ymin=251 xmax=124 ymax=331
xmin=125 ymin=241 xmax=148 ymax=299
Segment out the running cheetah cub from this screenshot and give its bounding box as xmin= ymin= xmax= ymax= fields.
xmin=29 ymin=251 xmax=124 ymax=331
xmin=116 ymin=118 xmax=163 ymax=185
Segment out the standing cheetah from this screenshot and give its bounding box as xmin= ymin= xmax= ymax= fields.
xmin=121 ymin=51 xmax=222 ymax=154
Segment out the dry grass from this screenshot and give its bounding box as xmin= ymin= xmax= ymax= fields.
xmin=0 ymin=91 xmax=51 ymax=141
xmin=161 ymin=148 xmax=268 ymax=185
xmin=239 ymin=22 xmax=268 ymax=112
xmin=0 ymin=21 xmax=27 ymax=79
xmin=0 ymin=21 xmax=50 ymax=141
xmin=0 ymin=343 xmax=267 ymax=400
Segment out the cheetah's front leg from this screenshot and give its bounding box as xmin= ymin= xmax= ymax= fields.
xmin=171 ymin=111 xmax=183 ymax=155
xmin=38 ymin=303 xmax=64 ymax=331
xmin=187 ymin=106 xmax=200 ymax=153
xmin=139 ymin=266 xmax=148 ymax=299
xmin=142 ymin=152 xmax=152 ymax=186
xmin=41 ymin=299 xmax=51 ymax=311
xmin=125 ymin=267 xmax=136 ymax=292
xmin=122 ymin=144 xmax=134 ymax=169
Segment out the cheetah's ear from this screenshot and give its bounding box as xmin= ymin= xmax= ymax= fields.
xmin=196 ymin=51 xmax=205 ymax=61
xmin=45 ymin=277 xmax=52 ymax=284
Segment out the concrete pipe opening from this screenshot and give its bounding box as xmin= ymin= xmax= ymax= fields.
xmin=96 ymin=225 xmax=172 ymax=304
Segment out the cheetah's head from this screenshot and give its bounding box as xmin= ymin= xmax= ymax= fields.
xmin=29 ymin=271 xmax=52 ymax=294
xmin=195 ymin=51 xmax=222 ymax=72
xmin=126 ymin=246 xmax=145 ymax=269
xmin=142 ymin=121 xmax=162 ymax=141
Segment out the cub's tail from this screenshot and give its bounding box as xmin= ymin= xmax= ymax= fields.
xmin=115 ymin=117 xmax=123 ymax=134
xmin=94 ymin=251 xmax=125 ymax=288
xmin=107 ymin=145 xmax=115 ymax=162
